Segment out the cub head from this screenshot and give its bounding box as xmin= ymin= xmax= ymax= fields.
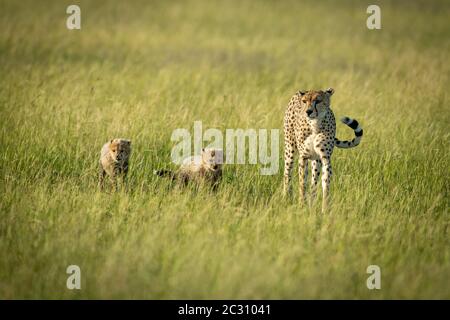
xmin=298 ymin=88 xmax=334 ymax=119
xmin=201 ymin=148 xmax=223 ymax=171
xmin=109 ymin=138 xmax=132 ymax=161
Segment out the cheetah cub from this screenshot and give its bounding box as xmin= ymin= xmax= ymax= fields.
xmin=154 ymin=148 xmax=223 ymax=189
xmin=283 ymin=88 xmax=363 ymax=212
xmin=99 ymin=138 xmax=132 ymax=190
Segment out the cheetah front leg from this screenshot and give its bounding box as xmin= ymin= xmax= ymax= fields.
xmin=320 ymin=156 xmax=332 ymax=212
xmin=120 ymin=163 xmax=129 ymax=192
xmin=283 ymin=142 xmax=295 ymax=197
xmin=110 ymin=167 xmax=119 ymax=192
xmin=298 ymin=158 xmax=308 ymax=204
xmin=310 ymin=159 xmax=322 ymax=206
xmin=110 ymin=176 xmax=118 ymax=192
xmin=118 ymin=174 xmax=127 ymax=192
xmin=98 ymin=163 xmax=106 ymax=191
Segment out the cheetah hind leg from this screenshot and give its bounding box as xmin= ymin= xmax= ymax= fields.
xmin=321 ymin=157 xmax=332 ymax=213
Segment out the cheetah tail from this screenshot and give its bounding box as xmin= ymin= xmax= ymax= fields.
xmin=335 ymin=116 xmax=363 ymax=149
xmin=153 ymin=169 xmax=176 ymax=180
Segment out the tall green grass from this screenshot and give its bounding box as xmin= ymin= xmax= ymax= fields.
xmin=0 ymin=0 xmax=449 ymax=299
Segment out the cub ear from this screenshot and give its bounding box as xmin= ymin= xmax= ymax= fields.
xmin=325 ymin=88 xmax=335 ymax=96
xmin=109 ymin=140 xmax=115 ymax=150
xmin=298 ymin=90 xmax=306 ymax=96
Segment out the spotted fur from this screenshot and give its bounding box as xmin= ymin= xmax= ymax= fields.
xmin=99 ymin=138 xmax=132 ymax=190
xmin=154 ymin=148 xmax=223 ymax=189
xmin=283 ymin=88 xmax=363 ymax=211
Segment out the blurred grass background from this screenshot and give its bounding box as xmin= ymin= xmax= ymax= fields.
xmin=0 ymin=0 xmax=449 ymax=298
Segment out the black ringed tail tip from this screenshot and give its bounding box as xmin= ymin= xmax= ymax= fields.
xmin=355 ymin=128 xmax=363 ymax=137
xmin=335 ymin=116 xmax=363 ymax=149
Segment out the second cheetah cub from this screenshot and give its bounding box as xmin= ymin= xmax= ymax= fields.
xmin=99 ymin=138 xmax=132 ymax=190
xmin=154 ymin=148 xmax=223 ymax=189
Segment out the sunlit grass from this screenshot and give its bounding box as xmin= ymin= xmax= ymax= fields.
xmin=0 ymin=0 xmax=449 ymax=299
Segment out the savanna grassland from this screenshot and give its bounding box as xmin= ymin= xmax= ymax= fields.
xmin=0 ymin=0 xmax=449 ymax=299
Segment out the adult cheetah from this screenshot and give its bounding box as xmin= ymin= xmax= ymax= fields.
xmin=283 ymin=88 xmax=363 ymax=212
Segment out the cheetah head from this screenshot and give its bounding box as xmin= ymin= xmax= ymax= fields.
xmin=299 ymin=88 xmax=334 ymax=119
xmin=109 ymin=138 xmax=131 ymax=162
xmin=201 ymin=148 xmax=223 ymax=171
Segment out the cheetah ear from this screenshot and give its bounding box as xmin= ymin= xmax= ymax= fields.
xmin=325 ymin=88 xmax=335 ymax=96
xmin=299 ymin=90 xmax=306 ymax=96
xmin=110 ymin=139 xmax=114 ymax=144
